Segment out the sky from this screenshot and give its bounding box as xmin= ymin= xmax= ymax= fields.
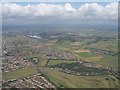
xmin=2 ymin=0 xmax=119 ymax=2
xmin=2 ymin=2 xmax=118 ymax=28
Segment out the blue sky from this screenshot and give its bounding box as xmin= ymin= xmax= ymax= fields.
xmin=2 ymin=0 xmax=120 ymax=2
xmin=14 ymin=2 xmax=110 ymax=9
xmin=2 ymin=0 xmax=119 ymax=10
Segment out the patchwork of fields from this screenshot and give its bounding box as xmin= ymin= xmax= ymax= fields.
xmin=2 ymin=28 xmax=118 ymax=88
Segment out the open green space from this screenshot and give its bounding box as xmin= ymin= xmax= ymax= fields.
xmin=47 ymin=59 xmax=77 ymax=66
xmin=49 ymin=62 xmax=108 ymax=75
xmin=97 ymin=55 xmax=118 ymax=69
xmin=86 ymin=39 xmax=118 ymax=53
xmin=3 ymin=67 xmax=38 ymax=80
xmin=26 ymin=53 xmax=48 ymax=67
xmin=85 ymin=56 xmax=102 ymax=62
xmin=39 ymin=67 xmax=118 ymax=88
xmin=75 ymin=52 xmax=96 ymax=58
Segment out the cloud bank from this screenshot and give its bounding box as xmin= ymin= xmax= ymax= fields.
xmin=2 ymin=2 xmax=118 ymax=26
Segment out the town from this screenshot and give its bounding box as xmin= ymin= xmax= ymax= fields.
xmin=2 ymin=73 xmax=55 ymax=88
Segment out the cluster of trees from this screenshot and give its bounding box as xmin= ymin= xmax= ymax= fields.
xmin=49 ymin=62 xmax=108 ymax=76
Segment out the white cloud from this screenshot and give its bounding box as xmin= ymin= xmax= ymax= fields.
xmin=77 ymin=2 xmax=118 ymax=20
xmin=2 ymin=2 xmax=118 ymax=21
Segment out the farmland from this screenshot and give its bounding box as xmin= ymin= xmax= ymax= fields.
xmin=97 ymin=55 xmax=118 ymax=69
xmin=2 ymin=27 xmax=119 ymax=88
xmin=75 ymin=52 xmax=96 ymax=58
xmin=3 ymin=67 xmax=38 ymax=80
xmin=39 ymin=67 xmax=118 ymax=88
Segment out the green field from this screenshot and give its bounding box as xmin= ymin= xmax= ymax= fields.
xmin=47 ymin=60 xmax=77 ymax=66
xmin=3 ymin=67 xmax=38 ymax=80
xmin=97 ymin=55 xmax=118 ymax=69
xmin=26 ymin=53 xmax=48 ymax=67
xmin=75 ymin=52 xmax=96 ymax=58
xmin=37 ymin=55 xmax=48 ymax=67
xmin=84 ymin=56 xmax=102 ymax=62
xmin=39 ymin=67 xmax=118 ymax=88
xmin=86 ymin=39 xmax=118 ymax=53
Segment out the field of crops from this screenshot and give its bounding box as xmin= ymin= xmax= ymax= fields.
xmin=97 ymin=55 xmax=118 ymax=69
xmin=39 ymin=67 xmax=118 ymax=88
xmin=3 ymin=67 xmax=38 ymax=80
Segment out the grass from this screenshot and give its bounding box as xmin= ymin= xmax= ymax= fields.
xmin=39 ymin=67 xmax=118 ymax=88
xmin=37 ymin=54 xmax=48 ymax=67
xmin=97 ymin=55 xmax=118 ymax=69
xmin=85 ymin=56 xmax=102 ymax=62
xmin=3 ymin=66 xmax=38 ymax=80
xmin=26 ymin=53 xmax=48 ymax=67
xmin=75 ymin=52 xmax=96 ymax=58
xmin=86 ymin=39 xmax=118 ymax=53
xmin=74 ymin=52 xmax=102 ymax=62
xmin=47 ymin=60 xmax=77 ymax=66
